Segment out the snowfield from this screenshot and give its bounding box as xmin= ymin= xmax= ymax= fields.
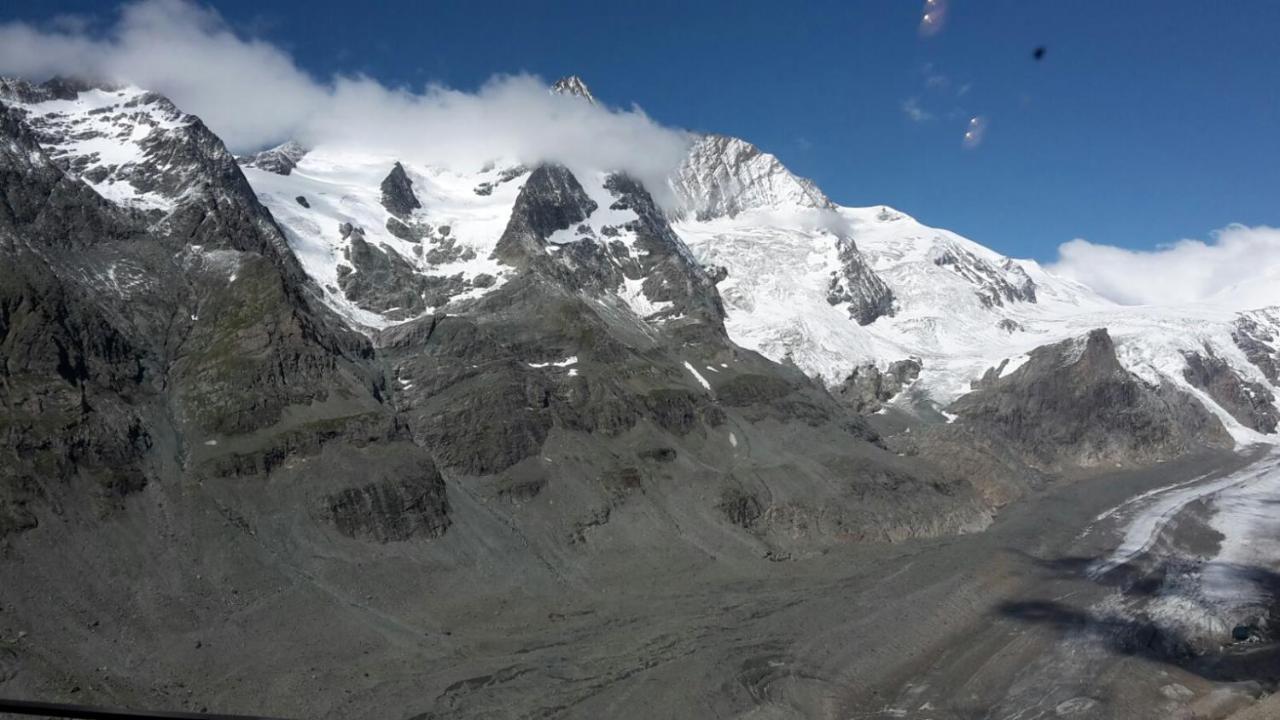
xmin=244 ymin=149 xmax=524 ymax=329
xmin=675 ymin=202 xmax=1280 ymax=446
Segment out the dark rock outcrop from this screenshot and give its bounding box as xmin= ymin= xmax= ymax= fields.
xmin=997 ymin=318 xmax=1023 ymax=333
xmin=1182 ymin=346 xmax=1278 ymax=434
xmin=1233 ymin=313 xmax=1280 ymax=386
xmin=322 ymin=460 xmax=450 ymax=542
xmin=945 ymin=329 xmax=1231 ymax=470
xmin=718 ymin=487 xmax=763 ymax=528
xmin=931 ymin=244 xmax=1037 ymax=308
xmin=836 ymin=359 xmax=922 ymax=414
xmin=380 ymin=161 xmax=421 ymax=218
xmin=492 ymin=164 xmax=597 ymax=265
xmin=338 ymin=231 xmax=429 ymax=319
xmin=827 ymin=237 xmax=895 ymax=325
xmin=599 ymin=173 xmax=726 ymax=328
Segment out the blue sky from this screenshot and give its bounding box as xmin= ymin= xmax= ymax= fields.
xmin=4 ymin=0 xmax=1279 ymax=261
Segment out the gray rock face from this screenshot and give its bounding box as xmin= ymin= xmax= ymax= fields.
xmin=493 ymin=164 xmax=598 ymax=265
xmin=0 ymin=75 xmax=95 ymax=103
xmin=386 ymin=216 xmax=427 ymax=242
xmin=826 ymin=236 xmax=895 ymax=325
xmin=930 ymin=243 xmax=1037 ymax=308
xmin=374 ymin=162 xmax=977 ymax=557
xmin=1233 ymin=313 xmax=1280 ymax=386
xmin=490 ymin=162 xmax=721 ymax=326
xmin=380 ymin=161 xmax=421 ymax=218
xmin=321 ymin=460 xmax=450 ymax=542
xmin=338 ymin=230 xmax=430 ymax=319
xmin=599 ymin=172 xmax=726 ymax=327
xmin=336 ymin=220 xmax=480 ymax=318
xmin=836 ymin=359 xmax=922 ymax=414
xmin=997 ymin=318 xmax=1023 ymax=333
xmin=1181 ymin=346 xmax=1278 ymax=434
xmin=239 ymin=140 xmax=308 ymax=175
xmin=946 ymin=329 xmax=1231 ymax=470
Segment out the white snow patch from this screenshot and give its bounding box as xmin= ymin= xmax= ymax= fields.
xmin=683 ymin=361 xmax=712 ymax=391
xmin=999 ymin=354 xmax=1029 ymax=377
xmin=528 ymin=356 xmax=578 ymax=368
xmin=619 ymin=276 xmax=673 ymax=320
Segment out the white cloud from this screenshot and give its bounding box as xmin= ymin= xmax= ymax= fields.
xmin=0 ymin=0 xmax=691 ymax=198
xmin=901 ymin=96 xmax=933 ymax=123
xmin=1049 ymin=224 xmax=1280 ymax=308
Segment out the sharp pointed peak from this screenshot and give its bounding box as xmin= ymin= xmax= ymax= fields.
xmin=550 ymin=75 xmax=596 ymax=104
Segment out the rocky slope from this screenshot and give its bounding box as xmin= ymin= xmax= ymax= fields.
xmin=946 ymin=328 xmax=1231 ymax=470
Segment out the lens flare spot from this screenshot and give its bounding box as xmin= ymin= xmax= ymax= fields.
xmin=963 ymin=115 xmax=988 ymax=148
xmin=919 ymin=0 xmax=949 ymax=36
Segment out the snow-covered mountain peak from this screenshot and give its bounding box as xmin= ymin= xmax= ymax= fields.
xmin=0 ymin=77 xmax=215 ymax=212
xmin=551 ymin=75 xmax=596 ymax=104
xmin=669 ymin=134 xmax=834 ymax=221
xmin=676 ymin=202 xmax=1109 ymax=392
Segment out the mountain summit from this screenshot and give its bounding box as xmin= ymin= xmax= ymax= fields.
xmin=551 ymin=75 xmax=596 ymax=103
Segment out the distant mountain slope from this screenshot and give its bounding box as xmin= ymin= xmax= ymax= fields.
xmin=667 ymin=136 xmax=1280 ymax=447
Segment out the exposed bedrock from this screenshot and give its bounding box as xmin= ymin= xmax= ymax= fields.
xmin=941 ymin=329 xmax=1231 ymax=473
xmin=1182 ymin=345 xmax=1278 ymax=434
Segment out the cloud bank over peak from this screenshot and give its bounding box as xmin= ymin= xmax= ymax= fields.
xmin=1048 ymin=224 xmax=1280 ymax=308
xmin=0 ymin=0 xmax=692 ymax=193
